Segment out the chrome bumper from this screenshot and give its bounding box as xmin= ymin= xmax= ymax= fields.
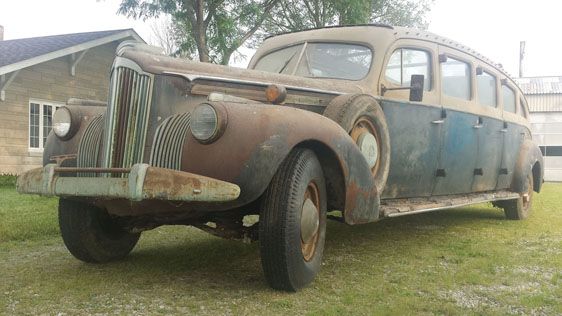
xmin=16 ymin=163 xmax=240 ymax=202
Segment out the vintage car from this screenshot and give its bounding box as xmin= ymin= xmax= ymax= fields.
xmin=17 ymin=24 xmax=543 ymax=291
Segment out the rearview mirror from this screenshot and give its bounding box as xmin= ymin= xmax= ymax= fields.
xmin=409 ymin=74 xmax=424 ymax=102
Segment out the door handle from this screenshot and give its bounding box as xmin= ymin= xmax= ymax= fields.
xmin=431 ymin=120 xmax=444 ymax=124
xmin=473 ymin=117 xmax=483 ymax=129
xmin=499 ymin=128 xmax=508 ymax=133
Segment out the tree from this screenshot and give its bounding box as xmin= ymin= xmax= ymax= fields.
xmin=118 ymin=0 xmax=433 ymax=65
xmin=149 ymin=16 xmax=178 ymax=56
xmin=263 ymin=0 xmax=432 ymax=35
xmin=118 ymin=0 xmax=279 ymax=64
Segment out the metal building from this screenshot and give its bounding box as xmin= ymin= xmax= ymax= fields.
xmin=517 ymin=76 xmax=562 ymax=181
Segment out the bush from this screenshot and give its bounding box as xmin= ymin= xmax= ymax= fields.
xmin=0 ymin=174 xmax=17 ymax=187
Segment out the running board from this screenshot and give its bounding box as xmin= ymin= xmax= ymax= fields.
xmin=381 ymin=190 xmax=520 ymax=218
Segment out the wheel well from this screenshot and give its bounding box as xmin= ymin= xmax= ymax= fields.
xmin=532 ymin=161 xmax=542 ymax=193
xmin=297 ymin=140 xmax=346 ymax=212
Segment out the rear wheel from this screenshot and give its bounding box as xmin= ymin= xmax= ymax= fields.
xmin=59 ymin=199 xmax=140 ymax=263
xmin=259 ymin=148 xmax=327 ymax=291
xmin=500 ymin=175 xmax=534 ymax=220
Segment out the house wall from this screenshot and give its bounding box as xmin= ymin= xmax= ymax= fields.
xmin=0 ymin=42 xmax=119 ymax=174
xmin=530 ymin=111 xmax=562 ymax=182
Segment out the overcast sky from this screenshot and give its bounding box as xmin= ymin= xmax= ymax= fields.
xmin=1 ymin=0 xmax=561 ymax=77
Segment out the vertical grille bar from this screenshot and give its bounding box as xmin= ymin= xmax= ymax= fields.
xmin=103 ymin=65 xmax=153 ymax=170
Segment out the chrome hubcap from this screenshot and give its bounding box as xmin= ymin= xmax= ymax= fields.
xmin=301 ymin=198 xmax=319 ymax=244
xmin=357 ymin=131 xmax=379 ymax=169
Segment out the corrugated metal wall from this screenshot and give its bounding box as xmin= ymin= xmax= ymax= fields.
xmin=526 ymin=94 xmax=562 ymax=112
xmin=530 ymin=112 xmax=562 ymax=182
xmin=518 ymin=77 xmax=562 ymax=181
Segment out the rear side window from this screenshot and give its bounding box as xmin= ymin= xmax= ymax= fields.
xmin=385 ymin=48 xmax=431 ymax=90
xmin=441 ymin=57 xmax=471 ymax=100
xmin=476 ymin=70 xmax=497 ymax=107
xmin=502 ymin=85 xmax=516 ymax=113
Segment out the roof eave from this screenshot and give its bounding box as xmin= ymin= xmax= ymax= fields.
xmin=0 ymin=29 xmax=144 ymax=76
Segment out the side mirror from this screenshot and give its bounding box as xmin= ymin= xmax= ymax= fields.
xmin=409 ymin=74 xmax=424 ymax=102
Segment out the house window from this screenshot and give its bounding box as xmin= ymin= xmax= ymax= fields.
xmin=29 ymin=100 xmax=61 ymax=151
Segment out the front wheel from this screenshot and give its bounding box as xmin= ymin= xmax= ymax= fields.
xmin=59 ymin=199 xmax=140 ymax=263
xmin=259 ymin=148 xmax=327 ymax=291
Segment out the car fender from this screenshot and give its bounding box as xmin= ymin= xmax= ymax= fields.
xmin=181 ymin=101 xmax=380 ymax=224
xmin=511 ymin=139 xmax=544 ymax=193
xmin=42 ymin=105 xmax=106 ymax=166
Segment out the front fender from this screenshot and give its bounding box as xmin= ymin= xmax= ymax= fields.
xmin=181 ymin=102 xmax=380 ymax=224
xmin=43 ymin=105 xmax=106 ymax=166
xmin=511 ymin=140 xmax=544 ymax=193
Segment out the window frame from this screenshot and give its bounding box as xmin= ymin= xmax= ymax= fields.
xmin=384 ymin=47 xmax=433 ymax=91
xmin=440 ymin=54 xmax=473 ymax=101
xmin=475 ymin=67 xmax=498 ymax=108
xmin=252 ymin=40 xmax=375 ymax=81
xmin=28 ymin=99 xmax=62 ymax=153
xmin=500 ymin=83 xmax=517 ymax=114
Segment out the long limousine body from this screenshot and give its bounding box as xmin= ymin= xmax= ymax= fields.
xmin=18 ymin=24 xmax=543 ymax=291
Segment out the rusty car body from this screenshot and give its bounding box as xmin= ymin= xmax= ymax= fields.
xmin=18 ymin=24 xmax=544 ymax=291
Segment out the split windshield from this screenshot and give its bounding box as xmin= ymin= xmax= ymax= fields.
xmin=253 ymin=42 xmax=372 ymax=80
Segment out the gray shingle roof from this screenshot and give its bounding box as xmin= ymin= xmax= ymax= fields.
xmin=516 ymin=77 xmax=562 ymax=95
xmin=0 ymin=29 xmax=126 ymax=68
xmin=0 ymin=29 xmax=142 ymax=74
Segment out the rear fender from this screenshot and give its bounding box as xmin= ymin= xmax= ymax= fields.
xmin=181 ymin=102 xmax=380 ymax=224
xmin=511 ymin=140 xmax=544 ymax=193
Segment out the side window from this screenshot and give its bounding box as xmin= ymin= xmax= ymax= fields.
xmin=476 ymin=70 xmax=497 ymax=107
xmin=441 ymin=57 xmax=471 ymax=100
xmin=502 ymin=85 xmax=516 ymax=113
xmin=519 ymin=97 xmax=528 ymax=118
xmin=385 ymin=48 xmax=431 ymax=90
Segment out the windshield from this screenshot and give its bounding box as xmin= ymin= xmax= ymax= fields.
xmin=253 ymin=42 xmax=372 ymax=80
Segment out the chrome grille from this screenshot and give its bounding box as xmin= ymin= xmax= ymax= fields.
xmin=77 ymin=115 xmax=104 ymax=176
xmin=103 ymin=66 xmax=153 ymax=169
xmin=149 ymin=112 xmax=191 ymax=170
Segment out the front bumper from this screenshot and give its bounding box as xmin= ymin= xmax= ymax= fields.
xmin=16 ymin=163 xmax=240 ymax=202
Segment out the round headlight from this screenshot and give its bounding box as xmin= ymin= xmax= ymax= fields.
xmin=190 ymin=103 xmax=220 ymax=143
xmin=53 ymin=107 xmax=72 ymax=138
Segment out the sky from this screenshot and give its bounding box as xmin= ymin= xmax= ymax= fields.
xmin=0 ymin=0 xmax=561 ymax=77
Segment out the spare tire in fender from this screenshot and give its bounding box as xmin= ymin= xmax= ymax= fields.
xmin=323 ymin=94 xmax=390 ymax=193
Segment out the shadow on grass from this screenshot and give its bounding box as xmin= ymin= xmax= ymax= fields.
xmin=61 ymin=204 xmax=505 ymax=292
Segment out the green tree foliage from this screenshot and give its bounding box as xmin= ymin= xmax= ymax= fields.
xmin=118 ymin=0 xmax=279 ymax=64
xmin=118 ymin=0 xmax=433 ymax=65
xmin=264 ymin=0 xmax=432 ymax=34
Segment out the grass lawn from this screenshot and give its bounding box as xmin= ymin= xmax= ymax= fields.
xmin=1 ymin=184 xmax=561 ymax=315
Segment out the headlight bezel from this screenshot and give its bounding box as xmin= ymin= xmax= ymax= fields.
xmin=189 ymin=102 xmax=228 ymax=144
xmin=53 ymin=106 xmax=79 ymax=140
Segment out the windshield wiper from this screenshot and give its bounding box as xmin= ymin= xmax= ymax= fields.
xmin=278 ymin=51 xmax=298 ymax=74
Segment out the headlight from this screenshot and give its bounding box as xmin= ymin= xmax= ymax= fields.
xmin=190 ymin=103 xmax=226 ymax=144
xmin=53 ymin=107 xmax=72 ymax=138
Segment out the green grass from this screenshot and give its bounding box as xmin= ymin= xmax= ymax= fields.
xmin=1 ymin=184 xmax=561 ymax=315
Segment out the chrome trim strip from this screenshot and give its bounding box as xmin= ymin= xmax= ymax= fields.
xmin=163 ymin=71 xmax=343 ymax=96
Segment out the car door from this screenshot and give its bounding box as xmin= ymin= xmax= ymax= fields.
xmin=497 ymin=82 xmax=528 ymax=189
xmin=378 ymin=41 xmax=443 ymax=199
xmin=432 ymin=47 xmax=479 ymax=196
xmin=471 ymin=67 xmax=504 ymax=192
